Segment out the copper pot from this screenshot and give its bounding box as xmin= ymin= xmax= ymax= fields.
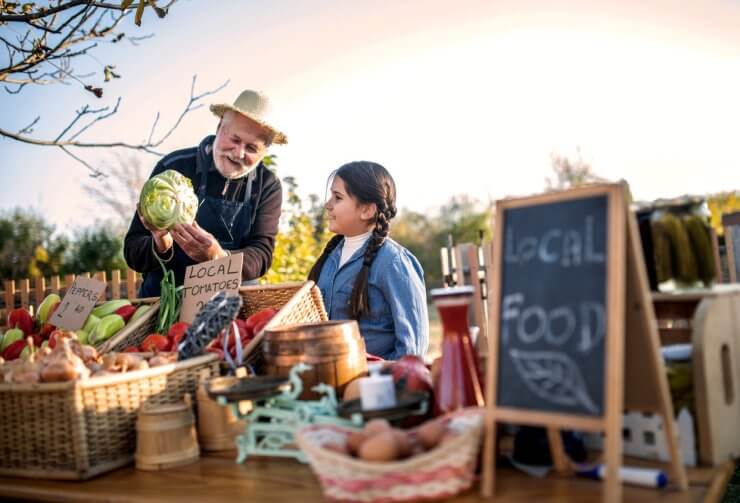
xmin=262 ymin=320 xmax=368 ymax=400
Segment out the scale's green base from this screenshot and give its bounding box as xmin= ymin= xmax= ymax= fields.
xmin=217 ymin=363 xmax=364 ymax=463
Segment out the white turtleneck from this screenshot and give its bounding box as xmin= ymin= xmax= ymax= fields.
xmin=339 ymin=230 xmax=372 ymax=268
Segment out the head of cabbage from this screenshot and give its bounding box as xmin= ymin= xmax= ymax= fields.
xmin=139 ymin=170 xmax=199 ymax=230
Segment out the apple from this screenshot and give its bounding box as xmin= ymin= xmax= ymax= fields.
xmin=37 ymin=294 xmax=61 ymax=324
xmin=388 ymin=355 xmax=433 ymax=395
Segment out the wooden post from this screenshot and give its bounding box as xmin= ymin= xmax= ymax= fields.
xmin=4 ymin=280 xmax=15 ymax=313
xmin=95 ymin=271 xmax=107 ymax=300
xmin=34 ymin=276 xmax=46 ymax=307
xmin=64 ymin=274 xmax=75 ymax=297
xmin=454 ymin=245 xmax=466 ymax=286
xmin=111 ymin=270 xmax=121 ymax=300
xmin=127 ymin=269 xmax=138 ymax=300
xmin=50 ymin=275 xmax=61 ymax=295
xmin=18 ymin=279 xmax=30 ymax=309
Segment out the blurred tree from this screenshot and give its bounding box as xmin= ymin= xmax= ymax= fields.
xmin=707 ymin=191 xmax=740 ymax=236
xmin=264 ymin=176 xmax=331 ymax=283
xmin=62 ymin=225 xmax=126 ymax=274
xmin=392 ymin=196 xmax=492 ymax=291
xmin=83 ymin=152 xmax=148 ymax=231
xmin=546 ymin=148 xmax=607 ymax=191
xmin=0 ymin=208 xmax=68 ymax=278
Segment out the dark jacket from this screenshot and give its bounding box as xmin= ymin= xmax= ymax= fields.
xmin=123 ymin=135 xmax=282 ymax=287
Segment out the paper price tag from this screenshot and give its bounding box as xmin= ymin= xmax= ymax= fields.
xmin=49 ymin=276 xmax=107 ymax=331
xmin=180 ymin=253 xmax=244 ymax=324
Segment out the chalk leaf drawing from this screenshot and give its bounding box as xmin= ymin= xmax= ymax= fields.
xmin=509 ymin=348 xmax=599 ymax=415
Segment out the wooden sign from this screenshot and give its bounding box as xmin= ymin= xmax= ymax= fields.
xmin=49 ymin=276 xmax=107 ymax=331
xmin=180 ymin=253 xmax=244 ymax=324
xmin=480 ymin=183 xmax=687 ymax=502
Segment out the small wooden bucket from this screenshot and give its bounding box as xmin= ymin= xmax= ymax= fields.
xmin=262 ymin=320 xmax=368 ymax=400
xmin=196 ymin=383 xmax=247 ymax=451
xmin=135 ymin=395 xmax=200 ymax=471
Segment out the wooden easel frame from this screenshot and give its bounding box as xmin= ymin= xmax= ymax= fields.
xmin=480 ymin=183 xmax=687 ymax=501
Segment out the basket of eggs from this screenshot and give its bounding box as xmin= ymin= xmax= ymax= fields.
xmin=296 ymin=407 xmax=484 ymax=503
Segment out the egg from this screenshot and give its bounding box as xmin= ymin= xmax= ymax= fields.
xmin=346 ymin=430 xmax=368 ymax=455
xmin=358 ymin=431 xmax=400 ymax=462
xmin=416 ymin=420 xmax=447 ymax=450
xmin=393 ymin=429 xmax=413 ymax=458
xmin=364 ymin=418 xmax=392 ymax=436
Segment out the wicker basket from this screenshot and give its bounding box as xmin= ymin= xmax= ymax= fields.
xmin=0 ymin=353 xmax=219 ymax=480
xmin=238 ymin=281 xmax=328 ymax=369
xmin=95 ymin=299 xmax=160 ymax=354
xmin=296 ymin=408 xmax=484 ymax=503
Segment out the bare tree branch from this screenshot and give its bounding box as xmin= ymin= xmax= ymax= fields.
xmin=0 ymin=76 xmax=230 ymax=175
xmin=18 ymin=116 xmax=40 ymax=135
xmin=60 ymin=145 xmax=105 ymax=178
xmin=0 ymin=1 xmax=176 ymax=23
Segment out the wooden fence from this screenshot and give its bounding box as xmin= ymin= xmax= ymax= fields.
xmin=1 ymin=269 xmax=143 ymax=329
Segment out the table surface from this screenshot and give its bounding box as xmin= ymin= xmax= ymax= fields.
xmin=0 ymin=451 xmax=733 ymax=503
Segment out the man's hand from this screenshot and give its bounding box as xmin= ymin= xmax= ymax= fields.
xmin=138 ymin=206 xmax=173 ymax=255
xmin=171 ymin=221 xmax=226 ymax=262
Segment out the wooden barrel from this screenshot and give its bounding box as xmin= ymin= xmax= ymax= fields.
xmin=196 ymin=383 xmax=247 ymax=451
xmin=135 ymin=397 xmax=200 ymax=471
xmin=262 ymin=320 xmax=368 ymax=400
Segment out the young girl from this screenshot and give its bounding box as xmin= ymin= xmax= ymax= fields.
xmin=308 ymin=161 xmax=429 ymax=360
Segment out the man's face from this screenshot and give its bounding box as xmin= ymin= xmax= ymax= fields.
xmin=212 ymin=110 xmax=269 ymax=178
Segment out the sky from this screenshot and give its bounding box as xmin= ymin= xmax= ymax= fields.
xmin=1 ymin=0 xmax=739 ymax=235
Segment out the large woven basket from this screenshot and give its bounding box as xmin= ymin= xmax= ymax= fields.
xmin=238 ymin=281 xmax=328 ymax=370
xmin=0 ymin=353 xmax=219 ymax=480
xmin=296 ymin=408 xmax=484 ymax=503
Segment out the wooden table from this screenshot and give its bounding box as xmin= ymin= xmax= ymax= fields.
xmin=0 ymin=451 xmax=733 ymax=503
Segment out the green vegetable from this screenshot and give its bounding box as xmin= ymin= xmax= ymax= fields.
xmin=91 ymin=299 xmax=131 ymax=319
xmin=154 ymin=254 xmax=183 ymax=336
xmin=139 ymin=169 xmax=198 ymax=230
xmin=130 ymin=305 xmax=151 ymax=324
xmin=90 ymin=314 xmax=125 ymax=345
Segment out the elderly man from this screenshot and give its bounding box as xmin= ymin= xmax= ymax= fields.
xmin=124 ymin=89 xmax=286 ymax=297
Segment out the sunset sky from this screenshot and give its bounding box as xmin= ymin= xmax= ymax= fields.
xmin=1 ymin=0 xmax=739 ymax=234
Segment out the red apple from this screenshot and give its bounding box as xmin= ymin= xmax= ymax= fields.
xmin=389 ymin=355 xmax=433 ymax=394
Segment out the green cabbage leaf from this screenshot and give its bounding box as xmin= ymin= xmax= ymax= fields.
xmin=139 ymin=170 xmax=198 ymax=230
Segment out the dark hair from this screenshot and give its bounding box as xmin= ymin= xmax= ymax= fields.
xmin=308 ymin=161 xmax=397 ymax=319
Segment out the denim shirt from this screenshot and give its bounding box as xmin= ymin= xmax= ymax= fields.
xmin=316 ymin=238 xmax=429 ymax=360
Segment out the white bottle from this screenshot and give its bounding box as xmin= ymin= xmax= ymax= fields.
xmin=359 ymin=363 xmax=397 ymax=411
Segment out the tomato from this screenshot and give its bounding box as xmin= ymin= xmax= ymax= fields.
xmin=1 ymin=339 xmax=26 ymax=360
xmin=140 ymin=333 xmax=170 ymax=352
xmin=7 ymin=308 xmax=34 ymax=336
xmin=167 ymin=322 xmax=190 ymax=350
xmin=123 ymin=346 xmax=140 ymax=353
xmin=115 ymin=305 xmax=137 ymax=323
xmin=245 ymin=308 xmax=277 ymax=336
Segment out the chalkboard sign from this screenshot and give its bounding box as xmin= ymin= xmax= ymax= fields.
xmin=496 ymin=195 xmax=608 ymax=416
xmin=481 ymin=183 xmax=689 ymax=499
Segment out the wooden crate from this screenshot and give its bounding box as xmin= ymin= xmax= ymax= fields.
xmin=653 ymin=284 xmax=740 ymax=466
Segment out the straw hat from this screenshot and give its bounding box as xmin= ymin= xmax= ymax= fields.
xmin=210 ymin=89 xmax=288 ymax=145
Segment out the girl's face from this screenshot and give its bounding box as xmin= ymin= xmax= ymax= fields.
xmin=325 ymin=176 xmax=377 ymax=236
